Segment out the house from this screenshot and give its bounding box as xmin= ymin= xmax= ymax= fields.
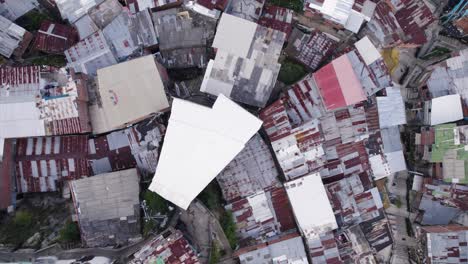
xmin=0 ymin=66 xmax=91 ymax=158
xmin=32 ymin=21 xmax=79 ymax=54
xmin=65 ymin=31 xmax=118 ymax=75
xmin=201 ymin=13 xmax=285 ymax=107
xmin=419 ymin=225 xmax=468 ymax=264
xmin=364 ymin=0 xmax=435 ymax=47
xmin=235 ymin=233 xmax=309 ymax=263
xmin=130 ymin=228 xmax=199 ymax=264
xmin=226 ymin=187 xmax=296 ymax=246
xmin=90 ymin=55 xmax=169 ymax=134
xmin=226 ymin=0 xmax=265 ymax=22
xmin=258 ymin=6 xmax=294 ymax=38
xmin=88 ymin=117 xmax=165 ymax=176
xmin=0 ymin=0 xmax=39 ymax=21
xmin=284 ymin=173 xmax=339 ymax=261
xmin=70 ymin=168 xmax=141 ymax=247
xmin=149 ymin=95 xmax=262 ymax=209
xmin=152 ymin=8 xmax=216 ymax=68
xmin=102 ymin=9 xmax=158 ymax=59
xmin=424 ymin=94 xmax=463 ymax=126
xmin=16 ymin=135 xmax=89 ymax=193
xmin=0 ymin=15 xmax=32 ymax=58
xmin=284 ymin=28 xmax=339 ymax=71
xmin=217 ymin=134 xmax=280 ymax=202
xmin=305 ymin=0 xmax=376 ymax=33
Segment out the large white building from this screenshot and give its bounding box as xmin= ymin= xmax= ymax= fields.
xmin=149 ymin=95 xmax=262 ymax=209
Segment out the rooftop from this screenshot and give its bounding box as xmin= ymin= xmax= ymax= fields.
xmin=201 ymin=13 xmax=285 ymax=107
xmin=217 ymin=134 xmax=280 ymax=202
xmin=130 ymin=228 xmax=200 ymax=264
xmin=0 ymin=66 xmax=91 ymax=141
xmin=429 ymin=94 xmax=463 ymax=126
xmin=284 ymin=172 xmax=338 ymax=240
xmin=65 ymin=31 xmax=118 ymax=75
xmin=306 ymin=0 xmax=376 ymax=33
xmin=0 ymin=0 xmax=39 ymax=21
xmin=376 ymin=86 xmax=406 ymax=128
xmin=32 ymin=21 xmax=79 ymax=54
xmin=226 ymin=187 xmax=296 ymax=246
xmin=16 ymin=135 xmax=89 ymax=193
xmin=237 ymin=233 xmax=309 ymax=264
xmin=149 ymin=95 xmax=262 ymax=209
xmin=70 ymin=168 xmax=141 ymax=247
xmin=55 ymin=0 xmax=102 ymax=23
xmin=102 ymin=9 xmax=158 ymax=59
xmin=0 ymin=15 xmax=28 ymax=58
xmin=257 ymin=6 xmax=294 ymax=38
xmin=284 ymin=28 xmax=339 ymax=71
xmin=91 ymin=55 xmax=169 ymax=134
xmin=226 ymin=0 xmax=265 ymax=22
xmin=426 ymin=228 xmax=468 ymax=264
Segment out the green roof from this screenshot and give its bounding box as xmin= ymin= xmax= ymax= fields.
xmin=431 ymin=124 xmax=457 ymax=162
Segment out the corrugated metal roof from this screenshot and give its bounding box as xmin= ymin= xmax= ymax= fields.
xmin=217 ymin=134 xmax=280 ymax=202
xmin=130 ymin=228 xmax=200 ymax=264
xmin=16 ymin=135 xmax=89 ymax=193
xmin=33 ymin=21 xmax=78 ymax=54
xmin=258 ymin=6 xmax=293 ymax=38
xmin=0 ymin=15 xmax=26 ymax=58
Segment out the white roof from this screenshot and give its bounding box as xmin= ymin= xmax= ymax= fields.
xmin=149 ymin=95 xmax=262 ymax=209
xmin=386 ymin=150 xmax=407 ymax=174
xmin=354 ymin=36 xmax=381 ymax=65
xmin=92 ymin=55 xmax=169 ymax=133
xmin=284 ymin=173 xmax=337 ymax=238
xmin=412 ymin=175 xmax=424 ymax=191
xmin=431 ymin=94 xmax=463 ymax=125
xmin=369 ymin=155 xmax=391 ymax=180
xmin=377 ymin=86 xmax=406 ymax=128
xmin=0 ymin=101 xmax=46 ymax=139
xmin=0 ymin=137 xmax=4 ymax=160
xmin=212 ymin=13 xmax=257 ymax=57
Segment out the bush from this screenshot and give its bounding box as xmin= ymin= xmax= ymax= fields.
xmin=197 ymin=181 xmax=222 ymax=211
xmin=30 ymin=55 xmax=67 ymax=68
xmin=59 ymin=220 xmax=80 ymax=243
xmin=278 ymin=60 xmax=308 ymax=85
xmin=16 ymin=10 xmax=50 ymax=31
xmin=209 ymin=242 xmax=221 ymax=264
xmin=144 ymin=190 xmax=168 ymax=214
xmin=221 ymin=211 xmax=237 ymax=249
xmin=0 ymin=211 xmax=34 ymax=246
xmin=268 ymin=0 xmax=304 ymax=12
xmin=143 ymin=219 xmax=157 ymax=237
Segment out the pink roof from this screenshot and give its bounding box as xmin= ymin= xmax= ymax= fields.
xmin=314 ymin=54 xmax=366 ymax=111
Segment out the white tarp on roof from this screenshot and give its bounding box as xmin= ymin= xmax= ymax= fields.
xmin=354 ymin=36 xmax=381 ymax=65
xmin=149 ymin=95 xmax=262 ymax=209
xmin=212 ymin=13 xmax=257 ymax=57
xmin=284 ymin=173 xmax=337 ymax=239
xmin=431 ymin=94 xmax=463 ymax=126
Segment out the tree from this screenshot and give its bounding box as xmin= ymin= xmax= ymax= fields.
xmin=221 ymin=211 xmax=238 ymax=249
xmin=144 ymin=190 xmax=168 ymax=214
xmin=59 ymin=220 xmax=81 ymax=243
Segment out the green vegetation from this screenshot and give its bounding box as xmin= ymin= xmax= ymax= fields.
xmin=144 ymin=190 xmax=169 ymax=214
xmin=394 ymin=197 xmax=402 ymax=208
xmin=421 ymin=46 xmax=451 ymax=60
xmin=220 ymin=211 xmax=237 ymax=249
xmin=143 ymin=219 xmax=157 ymax=236
xmin=0 ymin=211 xmax=34 ymax=247
xmin=28 ymin=55 xmax=67 ymax=68
xmin=15 ymin=10 xmax=50 ymax=32
xmin=209 ymin=242 xmax=221 ymax=264
xmin=268 ymin=0 xmax=304 ymax=13
xmin=197 ymin=181 xmax=223 ymax=212
xmin=405 ymin=217 xmax=414 ymax=237
xmin=58 ymin=220 xmax=80 ymax=243
xmin=278 ymin=59 xmax=308 ymax=85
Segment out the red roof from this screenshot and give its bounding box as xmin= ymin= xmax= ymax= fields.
xmin=33 ymin=21 xmax=78 ymax=54
xmin=0 ymin=139 xmax=14 ymax=209
xmin=196 ymin=0 xmax=229 ymax=10
xmin=258 ymin=6 xmax=293 ymax=38
xmin=314 ymin=54 xmax=366 ymax=111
